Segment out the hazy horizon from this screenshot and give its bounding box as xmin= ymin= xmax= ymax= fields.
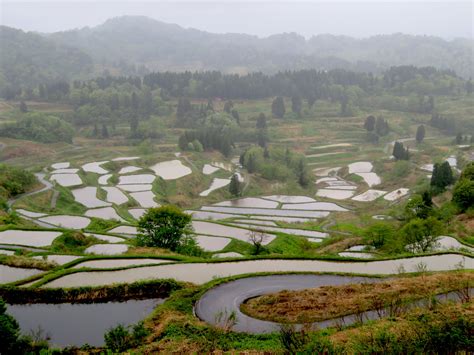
xmin=1 ymin=1 xmax=472 ymax=39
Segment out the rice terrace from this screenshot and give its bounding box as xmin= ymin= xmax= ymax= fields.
xmin=0 ymin=2 xmax=473 ymax=353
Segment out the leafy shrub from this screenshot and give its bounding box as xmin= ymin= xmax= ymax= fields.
xmin=0 ymin=112 xmax=74 ymax=143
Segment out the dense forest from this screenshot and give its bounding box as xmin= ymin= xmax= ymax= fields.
xmin=1 ymin=15 xmax=473 ymax=96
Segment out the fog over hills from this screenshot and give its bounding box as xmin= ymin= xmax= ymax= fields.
xmin=1 ymin=15 xmax=473 ymax=91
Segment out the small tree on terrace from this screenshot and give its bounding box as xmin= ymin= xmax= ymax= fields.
xmin=248 ymin=230 xmax=268 ymax=255
xmin=272 ymin=96 xmax=286 ymax=118
xmin=137 ymin=205 xmax=192 ymax=251
xmin=364 ymin=115 xmax=375 ymax=132
xmin=416 ymin=124 xmax=426 ymax=143
xmin=229 ymin=173 xmax=242 ymax=197
xmin=402 ymin=217 xmax=443 ymax=253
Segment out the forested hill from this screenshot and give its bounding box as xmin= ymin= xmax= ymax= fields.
xmin=1 ymin=15 xmax=473 ymax=95
xmin=0 ymin=26 xmax=93 ymax=92
xmin=49 ymin=16 xmax=473 ymax=77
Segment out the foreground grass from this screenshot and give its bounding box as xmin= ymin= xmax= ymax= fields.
xmin=241 ymin=272 xmax=473 ymax=323
xmin=126 ymin=271 xmax=473 ymax=354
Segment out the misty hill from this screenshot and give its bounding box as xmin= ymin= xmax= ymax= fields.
xmin=0 ymin=15 xmax=472 ymax=94
xmin=0 ymin=26 xmax=93 ymax=92
xmin=49 ymin=16 xmax=473 ymax=77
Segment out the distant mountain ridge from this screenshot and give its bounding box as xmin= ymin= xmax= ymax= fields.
xmin=0 ymin=15 xmax=472 ymax=93
xmin=47 ymin=16 xmax=473 ymax=77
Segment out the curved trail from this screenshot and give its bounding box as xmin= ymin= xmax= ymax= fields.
xmin=195 ymin=274 xmax=378 ymax=333
xmin=7 ymin=172 xmax=53 ymax=208
xmin=41 ymin=254 xmax=472 ymax=288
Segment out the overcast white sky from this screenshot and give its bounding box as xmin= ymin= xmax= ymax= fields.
xmin=1 ymin=1 xmax=472 ymax=38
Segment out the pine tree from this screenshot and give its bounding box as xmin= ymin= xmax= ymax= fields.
xmin=416 ymin=125 xmax=425 ymax=143
xmin=224 ymin=101 xmax=234 ymax=113
xmin=364 ymin=115 xmax=375 ymax=131
xmin=231 ymin=109 xmax=240 ymax=125
xmin=256 ymin=113 xmax=267 ymax=129
xmin=229 ymin=173 xmax=241 ymax=196
xmin=271 ymin=97 xmax=285 ymax=118
xmin=19 ymin=101 xmax=28 ymax=113
xmin=101 ymin=124 xmax=109 ymax=138
xmin=291 ymin=96 xmax=302 ymax=117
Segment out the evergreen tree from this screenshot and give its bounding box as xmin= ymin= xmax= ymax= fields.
xmin=431 ymin=161 xmax=454 ymax=191
xmin=392 ymin=141 xmax=409 ymax=160
xmin=176 ymin=97 xmax=192 ymax=126
xmin=375 ymin=117 xmax=389 ymax=136
xmin=263 ymin=146 xmax=270 ymax=159
xmin=224 ymin=100 xmax=234 ymax=113
xmin=256 ymin=113 xmax=267 ymax=129
xmin=364 ymin=115 xmax=375 ymax=131
xmin=101 ymin=123 xmax=109 ymax=138
xmin=247 ymin=153 xmax=258 ymax=173
xmin=19 ymin=100 xmax=28 ymax=113
xmin=291 ymin=95 xmax=302 ymax=117
xmin=231 ymin=109 xmax=240 ymax=125
xmin=466 ymin=78 xmax=473 ymax=95
xmin=229 ymin=173 xmax=241 ymax=196
xmin=416 ymin=125 xmax=426 ymax=143
xmin=271 ymin=96 xmax=285 ymax=118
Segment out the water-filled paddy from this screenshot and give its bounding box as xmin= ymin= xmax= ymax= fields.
xmin=32 ymin=255 xmax=81 ymax=265
xmin=53 ymin=168 xmax=79 ymax=174
xmin=129 ymin=208 xmax=146 ymax=220
xmin=281 ymin=202 xmax=348 ymax=212
xmin=215 ymin=198 xmax=278 ymax=209
xmin=384 ymin=188 xmax=409 ymax=201
xmin=42 ymin=254 xmax=473 ymax=287
xmin=352 ymin=190 xmax=387 ymax=202
xmin=86 ymin=233 xmax=125 ymax=243
xmin=118 ymin=166 xmax=142 ymax=174
xmin=192 ymin=221 xmax=274 ymax=244
xmin=72 ymin=187 xmax=111 ymax=208
xmin=213 ymin=252 xmax=243 ymax=258
xmin=98 ymin=174 xmax=112 ymax=185
xmin=102 ymin=187 xmax=129 ymax=205
xmin=150 ymin=160 xmax=192 ymax=180
xmin=230 ymin=223 xmax=327 ymax=239
xmin=0 ymin=265 xmax=42 ymax=283
xmin=118 ymin=184 xmax=153 ymax=192
xmin=73 ymin=258 xmax=170 ymax=269
xmin=82 ymin=161 xmax=109 ymax=174
xmin=38 ymin=215 xmax=91 ymax=229
xmin=16 ymin=209 xmax=47 ymax=218
xmin=338 ymin=252 xmax=375 ymax=259
xmin=108 ymin=226 xmax=138 ymax=235
xmin=313 ymin=167 xmax=341 ymax=177
xmin=202 ymin=164 xmax=220 ymax=175
xmin=316 ymin=188 xmax=355 ymax=200
xmin=0 ymin=230 xmax=62 ymax=247
xmin=194 ymin=235 xmax=231 ymax=251
xmin=112 ymin=156 xmax=139 ymax=161
xmin=50 ymin=173 xmax=82 ymax=187
xmin=233 ymin=219 xmax=278 ymax=226
xmin=118 ymin=174 xmax=155 ymax=185
xmin=199 ymin=178 xmax=230 ymax=196
xmin=130 ymin=191 xmax=158 ymax=208
xmin=85 ymin=244 xmax=129 ymax=255
xmin=202 ymin=206 xmax=330 ymax=218
xmin=85 ymin=207 xmax=125 ymax=222
xmin=51 ymin=162 xmax=70 ymax=169
xmin=7 ymin=299 xmax=163 ymax=347
xmin=263 ymin=195 xmax=316 ymax=203
xmin=348 ymin=162 xmax=373 ymax=173
xmin=354 ymin=172 xmax=381 ymax=187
